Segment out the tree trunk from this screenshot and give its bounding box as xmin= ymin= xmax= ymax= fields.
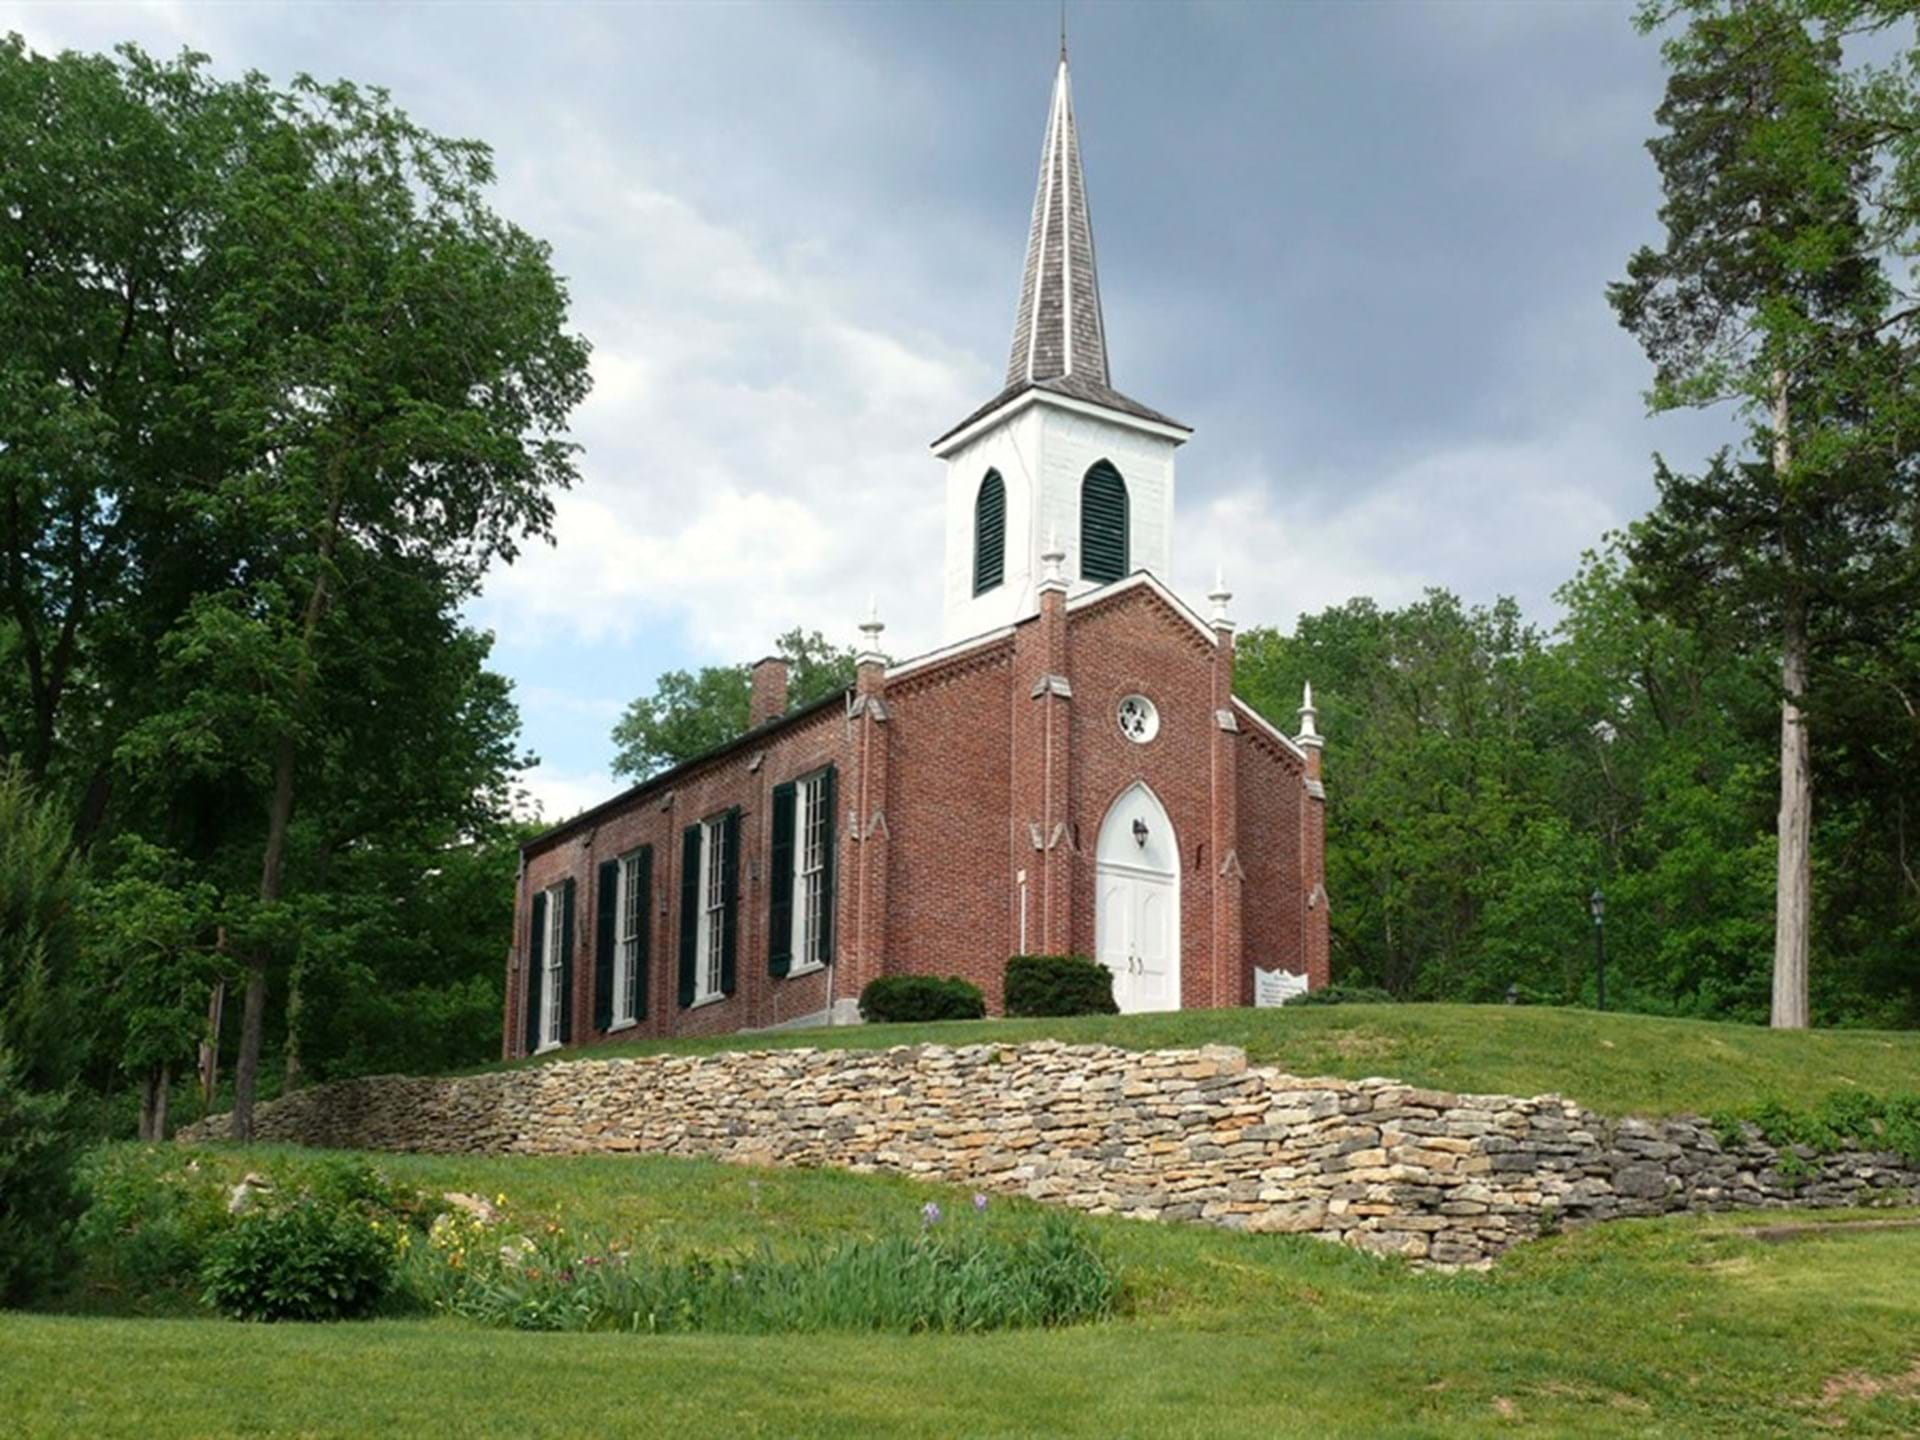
xmin=138 ymin=1062 xmax=170 ymax=1142
xmin=231 ymin=727 xmax=299 ymax=1140
xmin=1774 ymin=593 xmax=1813 ymax=1028
xmin=283 ymin=956 xmax=304 ymax=1092
xmin=1771 ymin=364 xmax=1812 ymax=1030
xmin=229 ymin=472 xmax=344 ymax=1138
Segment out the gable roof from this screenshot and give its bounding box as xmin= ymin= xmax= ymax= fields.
xmin=520 ymin=685 xmax=851 ymax=857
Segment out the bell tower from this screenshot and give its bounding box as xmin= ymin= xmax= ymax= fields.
xmin=930 ymin=46 xmax=1192 ymax=645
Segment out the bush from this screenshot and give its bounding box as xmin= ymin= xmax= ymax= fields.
xmin=1284 ymin=983 xmax=1395 ymax=1007
xmin=859 ymin=976 xmax=985 ymax=1024
xmin=75 ymin=1148 xmax=436 ymax=1314
xmin=74 ymin=1145 xmax=234 ymax=1302
xmin=0 ymin=1049 xmax=78 ymax=1305
xmin=201 ymin=1197 xmax=396 ymax=1322
xmin=1004 ymin=955 xmax=1118 ymax=1017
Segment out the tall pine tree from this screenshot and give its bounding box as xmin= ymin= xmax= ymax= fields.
xmin=1612 ymin=0 xmax=1907 ymax=1027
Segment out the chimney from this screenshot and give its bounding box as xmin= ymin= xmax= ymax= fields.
xmin=749 ymin=655 xmax=789 ymax=729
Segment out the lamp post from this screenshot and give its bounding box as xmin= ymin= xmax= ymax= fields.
xmin=1588 ymin=886 xmax=1607 ymax=1012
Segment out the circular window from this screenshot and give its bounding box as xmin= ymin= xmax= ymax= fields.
xmin=1117 ymin=694 xmax=1159 ymax=744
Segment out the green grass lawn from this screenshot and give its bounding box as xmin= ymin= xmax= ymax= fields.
xmin=484 ymin=1003 xmax=1920 ymax=1118
xmin=10 ymin=1145 xmax=1918 ymax=1437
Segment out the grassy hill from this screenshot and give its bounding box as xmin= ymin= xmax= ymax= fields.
xmin=12 ymin=1144 xmax=1920 ymax=1437
xmin=491 ymin=1004 xmax=1920 ymax=1119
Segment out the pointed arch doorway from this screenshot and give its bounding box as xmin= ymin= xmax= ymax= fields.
xmin=1095 ymin=783 xmax=1181 ymax=1014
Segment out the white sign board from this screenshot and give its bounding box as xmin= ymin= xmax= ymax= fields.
xmin=1254 ymin=967 xmax=1310 ymax=1008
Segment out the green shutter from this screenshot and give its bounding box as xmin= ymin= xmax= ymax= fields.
xmin=768 ymin=782 xmax=797 ymax=977
xmin=818 ymin=766 xmax=837 ymax=964
xmin=633 ymin=847 xmax=652 ymax=1020
xmin=594 ymin=858 xmax=618 ymax=1031
xmin=720 ymin=808 xmax=740 ymax=996
xmin=678 ymin=824 xmax=700 ymax=1007
xmin=558 ymin=877 xmax=577 ymax=1045
xmin=973 ymin=469 xmax=1006 ymax=595
xmin=524 ymin=889 xmax=547 ymax=1055
xmin=1080 ymin=460 xmax=1129 ymax=584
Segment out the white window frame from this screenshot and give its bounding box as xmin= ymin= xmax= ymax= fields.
xmin=610 ymin=851 xmax=644 ymax=1029
xmin=694 ymin=816 xmax=727 ymax=1005
xmin=790 ymin=770 xmax=829 ymax=976
xmin=538 ymin=882 xmax=566 ymax=1052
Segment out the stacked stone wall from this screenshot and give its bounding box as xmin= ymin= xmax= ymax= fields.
xmin=178 ymin=1042 xmax=1918 ymax=1265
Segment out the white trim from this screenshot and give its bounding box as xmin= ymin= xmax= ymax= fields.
xmin=1232 ymin=695 xmax=1311 ymax=763
xmin=605 ymin=1018 xmax=638 ymax=1034
xmin=533 ymin=1040 xmax=563 ymax=1056
xmin=1064 ymin=571 xmax=1218 ymax=647
xmin=688 ymin=993 xmax=726 ymax=1012
xmin=930 ymin=386 xmax=1190 ymax=459
xmin=884 ymin=623 xmax=1018 ymax=681
xmin=785 ymin=960 xmax=826 ymax=980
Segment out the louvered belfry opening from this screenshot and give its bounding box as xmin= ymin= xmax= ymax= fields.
xmin=1080 ymin=460 xmax=1129 ymax=583
xmin=973 ymin=469 xmax=1007 ymax=595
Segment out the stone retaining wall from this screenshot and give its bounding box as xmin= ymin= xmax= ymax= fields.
xmin=177 ymin=1042 xmax=1918 ymax=1265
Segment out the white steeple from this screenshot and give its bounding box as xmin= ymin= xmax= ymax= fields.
xmin=930 ymin=47 xmax=1191 ymax=645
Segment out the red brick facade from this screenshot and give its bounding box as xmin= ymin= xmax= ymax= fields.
xmin=501 ymin=574 xmax=1328 ymax=1060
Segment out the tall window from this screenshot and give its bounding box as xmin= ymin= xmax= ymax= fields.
xmin=1080 ymin=459 xmax=1129 ymax=584
xmin=697 ymin=815 xmax=727 ymax=1003
xmin=973 ymin=469 xmax=1006 ymax=595
xmin=614 ymin=850 xmax=644 ymax=1024
xmin=542 ymin=883 xmax=566 ymax=1049
xmin=794 ymin=771 xmax=829 ymax=969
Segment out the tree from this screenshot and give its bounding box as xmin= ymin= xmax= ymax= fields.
xmin=610 ymin=628 xmax=857 ymax=781
xmin=0 ymin=761 xmax=83 ymax=1302
xmin=79 ymin=837 xmax=224 ymax=1140
xmin=1612 ymin=0 xmax=1906 ymax=1027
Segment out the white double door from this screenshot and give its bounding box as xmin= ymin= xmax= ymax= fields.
xmin=1096 ymin=863 xmax=1179 ymax=1014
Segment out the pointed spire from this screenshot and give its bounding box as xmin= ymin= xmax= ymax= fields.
xmin=857 ymin=594 xmax=886 ymax=666
xmin=1005 ymin=46 xmax=1108 ymax=391
xmin=1297 ymin=681 xmax=1323 ymax=748
xmin=1208 ymin=563 xmax=1232 ymax=627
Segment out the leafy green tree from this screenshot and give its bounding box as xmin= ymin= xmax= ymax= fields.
xmin=1613 ymin=0 xmax=1909 ymax=1026
xmin=79 ymin=837 xmax=224 ymax=1139
xmin=3 ymin=42 xmax=591 ymax=1133
xmin=610 ymin=628 xmax=857 ymax=781
xmin=0 ymin=762 xmax=83 ymax=1301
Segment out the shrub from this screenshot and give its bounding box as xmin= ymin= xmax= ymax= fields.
xmin=859 ymin=976 xmax=985 ymax=1024
xmin=1004 ymin=955 xmax=1118 ymax=1017
xmin=201 ymin=1197 xmax=396 ymax=1322
xmin=0 ymin=1049 xmax=78 ymax=1305
xmin=74 ymin=1145 xmax=234 ymax=1302
xmin=1284 ymin=983 xmax=1395 ymax=1007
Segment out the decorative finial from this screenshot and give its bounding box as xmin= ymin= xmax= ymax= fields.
xmin=1297 ymin=680 xmax=1322 ymax=748
xmin=1060 ymin=0 xmax=1068 ymax=63
xmin=1039 ymin=525 xmax=1068 ymax=592
xmin=1208 ymin=563 xmax=1232 ymax=627
xmin=857 ymin=594 xmax=886 ymax=664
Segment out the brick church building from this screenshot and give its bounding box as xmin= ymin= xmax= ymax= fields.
xmin=502 ymin=50 xmax=1328 ymax=1059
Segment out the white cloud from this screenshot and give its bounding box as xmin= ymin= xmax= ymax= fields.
xmin=472 ymin=164 xmax=984 ymax=664
xmin=512 ymin=765 xmax=617 ymax=826
xmin=1185 ymin=419 xmax=1630 ymax=633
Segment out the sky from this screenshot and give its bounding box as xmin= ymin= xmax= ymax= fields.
xmin=3 ymin=0 xmax=1737 ymax=820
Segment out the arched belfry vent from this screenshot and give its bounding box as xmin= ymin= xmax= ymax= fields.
xmin=933 ymin=54 xmax=1188 ymax=449
xmin=973 ymin=469 xmax=1006 ymax=595
xmin=1080 ymin=460 xmax=1129 ymax=584
xmin=1008 ymin=54 xmax=1108 ymax=390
